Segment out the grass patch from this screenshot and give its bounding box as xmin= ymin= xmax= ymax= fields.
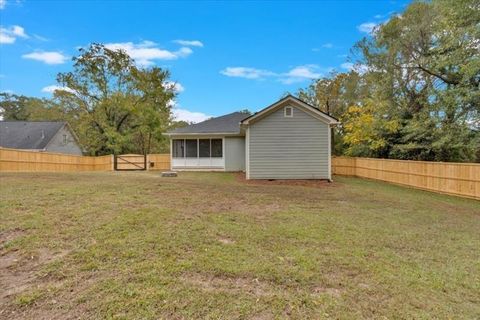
xmin=0 ymin=171 xmax=479 ymax=319
xmin=15 ymin=290 xmax=44 ymax=307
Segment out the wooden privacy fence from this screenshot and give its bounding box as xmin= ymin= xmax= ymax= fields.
xmin=0 ymin=148 xmax=113 ymax=172
xmin=333 ymin=157 xmax=480 ymax=200
xmin=0 ymin=148 xmax=171 ymax=172
xmin=147 ymin=154 xmax=171 ymax=171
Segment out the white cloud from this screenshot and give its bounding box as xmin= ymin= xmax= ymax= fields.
xmin=164 ymin=81 xmax=185 ymax=93
xmin=105 ymin=41 xmax=194 ymax=66
xmin=22 ymin=51 xmax=69 ymax=64
xmin=175 ymin=46 xmax=193 ymax=58
xmin=284 ymin=65 xmax=321 ymax=78
xmin=341 ymin=62 xmax=368 ymax=74
xmin=279 ymin=65 xmax=322 ymax=84
xmin=173 ymin=40 xmax=203 ymax=47
xmin=12 ymin=25 xmax=27 ymax=38
xmin=0 ymin=25 xmax=28 ymax=44
xmin=172 ymin=108 xmax=212 ymax=123
xmin=221 ymin=65 xmax=324 ymax=84
xmin=0 ymin=0 xmax=6 ymax=10
xmin=0 ymin=32 xmax=14 ymax=44
xmin=41 ymin=85 xmax=75 ymax=94
xmin=357 ymin=22 xmax=378 ymax=34
xmin=341 ymin=62 xmax=354 ymax=70
xmin=220 ymin=67 xmax=276 ymax=79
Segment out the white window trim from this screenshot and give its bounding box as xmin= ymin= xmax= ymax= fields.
xmin=284 ymin=106 xmax=293 ymax=117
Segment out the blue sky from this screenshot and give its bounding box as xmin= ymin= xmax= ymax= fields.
xmin=0 ymin=0 xmax=410 ymax=122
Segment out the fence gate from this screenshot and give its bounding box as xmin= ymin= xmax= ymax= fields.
xmin=114 ymin=154 xmax=147 ymax=171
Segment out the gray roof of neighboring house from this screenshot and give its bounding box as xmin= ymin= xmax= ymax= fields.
xmin=0 ymin=121 xmax=66 ymax=149
xmin=167 ymin=112 xmax=250 ymax=134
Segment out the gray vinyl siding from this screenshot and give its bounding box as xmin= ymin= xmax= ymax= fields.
xmin=45 ymin=126 xmax=83 ymax=155
xmin=225 ymin=136 xmax=245 ymax=171
xmin=248 ymin=106 xmax=329 ymax=179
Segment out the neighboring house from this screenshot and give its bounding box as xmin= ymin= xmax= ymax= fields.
xmin=165 ymin=95 xmax=339 ymax=180
xmin=0 ymin=121 xmax=83 ymax=155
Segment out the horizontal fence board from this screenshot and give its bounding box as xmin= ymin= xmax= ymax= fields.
xmin=0 ymin=148 xmax=171 ymax=172
xmin=332 ymin=157 xmax=479 ymax=200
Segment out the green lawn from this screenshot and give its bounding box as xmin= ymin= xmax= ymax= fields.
xmin=0 ymin=172 xmax=479 ymax=319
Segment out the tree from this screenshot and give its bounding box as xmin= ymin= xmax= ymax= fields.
xmin=357 ymin=0 xmax=479 ymax=161
xmin=299 ymin=0 xmax=479 ymax=162
xmin=0 ymin=93 xmax=66 ymax=121
xmin=297 ymin=71 xmax=369 ymax=155
xmin=54 ymin=43 xmax=175 ymax=155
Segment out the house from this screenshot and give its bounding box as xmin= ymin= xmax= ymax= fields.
xmin=165 ymin=95 xmax=339 ymax=180
xmin=0 ymin=121 xmax=83 ymax=155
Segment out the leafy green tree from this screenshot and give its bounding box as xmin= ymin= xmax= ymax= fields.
xmin=54 ymin=43 xmax=175 ymax=155
xmin=297 ymin=71 xmax=368 ymax=155
xmin=300 ymin=0 xmax=479 ymax=162
xmin=0 ymin=93 xmax=67 ymax=121
xmin=358 ymin=0 xmax=479 ymax=161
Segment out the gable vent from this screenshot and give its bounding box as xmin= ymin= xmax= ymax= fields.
xmin=284 ymin=106 xmax=293 ymax=117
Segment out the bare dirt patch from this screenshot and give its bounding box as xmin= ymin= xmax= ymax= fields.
xmin=235 ymin=172 xmax=338 ymax=188
xmin=218 ymin=237 xmax=235 ymax=245
xmin=311 ymin=285 xmax=343 ymax=298
xmin=0 ymin=266 xmax=99 ymax=320
xmin=0 ymin=228 xmax=25 ymax=250
xmin=250 ymin=310 xmax=275 ymax=320
xmin=181 ymin=273 xmax=273 ymax=297
xmin=0 ymin=247 xmax=69 ymax=306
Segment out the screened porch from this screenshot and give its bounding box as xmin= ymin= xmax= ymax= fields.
xmin=171 ymin=138 xmax=224 ymax=169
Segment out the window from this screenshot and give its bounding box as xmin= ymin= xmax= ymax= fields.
xmin=63 ymin=134 xmax=67 ymax=144
xmin=211 ymin=139 xmax=222 ymax=157
xmin=172 ymin=139 xmax=184 ymax=158
xmin=199 ymin=139 xmax=210 ymax=157
xmin=186 ymin=139 xmax=198 ymax=157
xmin=284 ymin=106 xmax=293 ymax=117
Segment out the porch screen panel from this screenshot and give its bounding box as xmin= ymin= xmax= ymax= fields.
xmin=172 ymin=139 xmax=184 ymax=158
xmin=186 ymin=139 xmax=198 ymax=158
xmin=199 ymin=139 xmax=210 ymax=157
xmin=211 ymin=139 xmax=222 ymax=158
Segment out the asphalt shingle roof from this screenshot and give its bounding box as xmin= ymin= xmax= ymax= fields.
xmin=0 ymin=121 xmax=65 ymax=149
xmin=167 ymin=112 xmax=249 ymax=134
